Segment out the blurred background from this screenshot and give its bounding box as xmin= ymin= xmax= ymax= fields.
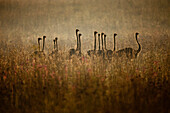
xmin=0 ymin=0 xmax=169 ymax=53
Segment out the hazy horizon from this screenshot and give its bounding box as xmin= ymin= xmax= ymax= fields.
xmin=0 ymin=0 xmax=169 ymax=53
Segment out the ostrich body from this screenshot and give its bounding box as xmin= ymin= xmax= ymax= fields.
xmin=116 ymin=33 xmax=141 ymax=59
xmin=87 ymin=31 xmax=98 ymax=56
xmin=32 ymin=36 xmax=46 ymax=58
xmin=34 ymin=38 xmax=42 ymax=55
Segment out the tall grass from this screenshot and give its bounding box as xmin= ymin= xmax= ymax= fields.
xmin=0 ymin=40 xmax=169 ymax=113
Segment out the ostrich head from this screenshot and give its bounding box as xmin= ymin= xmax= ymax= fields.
xmin=101 ymin=33 xmax=104 ymax=36
xmin=136 ymin=32 xmax=139 ymax=36
xmin=94 ymin=31 xmax=98 ymax=35
xmin=114 ymin=33 xmax=117 ymax=37
xmin=98 ymin=34 xmax=100 ymax=37
xmin=79 ymin=33 xmax=82 ymax=37
xmin=38 ymin=38 xmax=42 ymax=42
xmin=43 ymin=36 xmax=46 ymax=39
xmin=76 ymin=29 xmax=79 ymax=34
xmin=55 ymin=37 xmax=58 ymax=41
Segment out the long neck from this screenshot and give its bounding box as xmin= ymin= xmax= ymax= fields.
xmin=98 ymin=35 xmax=100 ymax=50
xmin=79 ymin=35 xmax=81 ymax=53
xmin=101 ymin=35 xmax=103 ymax=50
xmin=94 ymin=34 xmax=96 ymax=51
xmin=104 ymin=36 xmax=106 ymax=50
xmin=38 ymin=40 xmax=40 ymax=52
xmin=114 ymin=35 xmax=115 ymax=51
xmin=42 ymin=38 xmax=45 ymax=52
xmin=54 ymin=42 xmax=55 ymax=50
xmin=76 ymin=32 xmax=79 ymax=50
xmin=136 ymin=34 xmax=141 ymax=54
xmin=56 ymin=40 xmax=58 ymax=51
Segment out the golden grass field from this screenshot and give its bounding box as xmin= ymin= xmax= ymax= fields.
xmin=0 ymin=0 xmax=169 ymax=113
xmin=0 ymin=34 xmax=169 ymax=113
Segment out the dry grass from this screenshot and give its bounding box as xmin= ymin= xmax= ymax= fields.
xmin=0 ymin=38 xmax=169 ymax=113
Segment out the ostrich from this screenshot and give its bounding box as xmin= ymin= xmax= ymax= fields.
xmin=101 ymin=33 xmax=104 ymax=51
xmin=40 ymin=36 xmax=46 ymax=56
xmin=78 ymin=33 xmax=82 ymax=56
xmin=104 ymin=34 xmax=107 ymax=50
xmin=76 ymin=29 xmax=79 ymax=51
xmin=69 ymin=29 xmax=80 ymax=57
xmin=53 ymin=39 xmax=55 ymax=50
xmin=113 ymin=33 xmax=117 ymax=51
xmin=97 ymin=33 xmax=103 ymax=56
xmin=55 ymin=37 xmax=58 ymax=52
xmin=106 ymin=33 xmax=117 ymax=57
xmin=49 ymin=37 xmax=58 ymax=57
xmin=87 ymin=31 xmax=98 ymax=56
xmin=104 ymin=33 xmax=117 ymax=56
xmin=42 ymin=36 xmax=46 ymax=52
xmin=116 ymin=33 xmax=141 ymax=59
xmin=31 ymin=37 xmax=46 ymax=59
xmin=34 ymin=38 xmax=42 ymax=55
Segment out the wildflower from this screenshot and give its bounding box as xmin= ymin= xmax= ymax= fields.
xmin=3 ymin=75 xmax=7 ymax=81
xmin=153 ymin=72 xmax=157 ymax=77
xmin=126 ymin=75 xmax=130 ymax=81
xmin=81 ymin=56 xmax=85 ymax=61
xmin=50 ymin=72 xmax=55 ymax=78
xmin=101 ymin=77 xmax=105 ymax=82
xmin=96 ymin=75 xmax=101 ymax=78
xmin=72 ymin=85 xmax=76 ymax=91
xmin=37 ymin=65 xmax=43 ymax=68
xmin=77 ymin=71 xmax=80 ymax=75
xmin=65 ymin=65 xmax=68 ymax=72
xmin=154 ymin=61 xmax=159 ymax=65
xmin=88 ymin=68 xmax=92 ymax=73
xmin=44 ymin=66 xmax=48 ymax=71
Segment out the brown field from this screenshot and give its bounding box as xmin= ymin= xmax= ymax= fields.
xmin=0 ymin=0 xmax=169 ymax=113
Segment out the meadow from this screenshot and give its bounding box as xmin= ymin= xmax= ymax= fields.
xmin=0 ymin=0 xmax=170 ymax=113
xmin=0 ymin=32 xmax=169 ymax=113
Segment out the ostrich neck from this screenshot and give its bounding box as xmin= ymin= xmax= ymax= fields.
xmin=79 ymin=35 xmax=81 ymax=53
xmin=136 ymin=35 xmax=141 ymax=53
xmin=42 ymin=38 xmax=45 ymax=52
xmin=54 ymin=42 xmax=55 ymax=50
xmin=104 ymin=36 xmax=106 ymax=50
xmin=76 ymin=32 xmax=79 ymax=50
xmin=101 ymin=35 xmax=103 ymax=50
xmin=114 ymin=35 xmax=115 ymax=51
xmin=38 ymin=40 xmax=40 ymax=52
xmin=56 ymin=41 xmax=58 ymax=51
xmin=98 ymin=36 xmax=100 ymax=50
xmin=94 ymin=34 xmax=96 ymax=51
